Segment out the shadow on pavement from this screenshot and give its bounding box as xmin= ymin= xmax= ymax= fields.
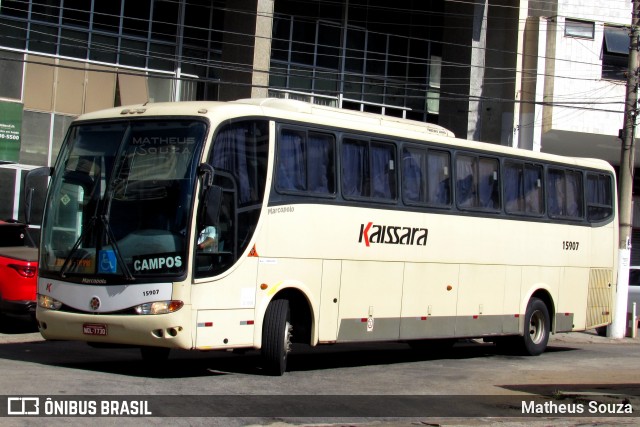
xmin=0 ymin=336 xmax=579 ymax=379
xmin=0 ymin=314 xmax=38 ymax=334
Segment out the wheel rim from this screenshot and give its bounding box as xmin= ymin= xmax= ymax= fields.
xmin=529 ymin=309 xmax=546 ymax=344
xmin=283 ymin=321 xmax=292 ymax=362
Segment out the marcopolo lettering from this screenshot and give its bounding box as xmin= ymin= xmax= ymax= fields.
xmin=358 ymin=222 xmax=428 ymax=247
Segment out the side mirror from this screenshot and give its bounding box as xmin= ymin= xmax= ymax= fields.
xmin=24 ymin=166 xmax=52 ymax=225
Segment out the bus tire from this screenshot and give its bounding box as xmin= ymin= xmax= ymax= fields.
xmin=520 ymin=297 xmax=550 ymax=356
xmin=140 ymin=346 xmax=170 ymax=363
xmin=261 ymin=299 xmax=292 ymax=376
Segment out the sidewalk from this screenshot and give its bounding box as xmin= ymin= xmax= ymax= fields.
xmin=551 ymin=329 xmax=640 ymax=345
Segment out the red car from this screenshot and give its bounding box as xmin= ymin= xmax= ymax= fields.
xmin=0 ymin=221 xmax=38 ymax=316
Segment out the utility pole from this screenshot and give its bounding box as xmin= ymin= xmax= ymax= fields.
xmin=612 ymin=0 xmax=640 ymax=338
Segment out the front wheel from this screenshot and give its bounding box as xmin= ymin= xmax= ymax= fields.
xmin=261 ymin=299 xmax=292 ymax=376
xmin=520 ymin=297 xmax=550 ymax=356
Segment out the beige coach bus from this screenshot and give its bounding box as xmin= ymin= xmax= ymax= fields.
xmin=32 ymin=98 xmax=617 ymax=375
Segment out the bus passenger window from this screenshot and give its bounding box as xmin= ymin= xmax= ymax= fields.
xmin=342 ymin=139 xmax=369 ymax=197
xmin=586 ymin=173 xmax=613 ymax=222
xmin=371 ymin=142 xmax=396 ymax=200
xmin=478 ymin=158 xmax=499 ymax=209
xmin=456 ymin=155 xmax=475 ymax=208
xmin=277 ymin=130 xmax=306 ymax=192
xmin=402 ymin=148 xmax=425 ymax=203
xmin=505 ymin=162 xmax=543 ymax=216
xmin=277 ymin=129 xmax=335 ymax=195
xmin=342 ymin=138 xmax=396 ymax=201
xmin=307 ymin=133 xmax=335 ymax=194
xmin=455 ymin=155 xmax=499 ymax=211
xmin=524 ymin=165 xmax=544 ymax=214
xmin=547 ymin=168 xmax=583 ymax=219
xmin=426 ymin=150 xmax=450 ymax=205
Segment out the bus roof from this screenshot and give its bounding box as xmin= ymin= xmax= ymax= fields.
xmin=75 ymin=98 xmax=614 ymax=173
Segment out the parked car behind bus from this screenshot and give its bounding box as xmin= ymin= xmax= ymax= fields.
xmin=0 ymin=220 xmax=37 ymax=317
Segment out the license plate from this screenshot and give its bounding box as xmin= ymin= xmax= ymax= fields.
xmin=83 ymin=323 xmax=108 ymax=336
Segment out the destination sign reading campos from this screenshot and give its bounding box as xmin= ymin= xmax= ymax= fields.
xmin=132 ymin=253 xmax=183 ymax=272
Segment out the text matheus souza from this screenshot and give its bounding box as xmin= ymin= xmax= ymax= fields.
xmin=521 ymin=400 xmax=633 ymax=415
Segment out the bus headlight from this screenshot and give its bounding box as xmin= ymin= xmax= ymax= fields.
xmin=134 ymin=300 xmax=184 ymax=315
xmin=38 ymin=294 xmax=63 ymax=310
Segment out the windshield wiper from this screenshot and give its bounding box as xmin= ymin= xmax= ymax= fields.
xmin=59 ymin=216 xmax=97 ymax=279
xmin=99 ymin=174 xmax=135 ymax=281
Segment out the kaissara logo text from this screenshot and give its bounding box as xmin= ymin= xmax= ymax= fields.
xmin=358 ymin=222 xmax=428 ymax=247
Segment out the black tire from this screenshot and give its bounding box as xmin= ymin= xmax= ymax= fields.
xmin=140 ymin=346 xmax=170 ymax=363
xmin=520 ymin=297 xmax=550 ymax=356
xmin=261 ymin=299 xmax=292 ymax=376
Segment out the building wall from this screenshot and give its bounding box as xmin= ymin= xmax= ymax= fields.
xmin=0 ymin=0 xmax=535 ymax=173
xmin=519 ymin=0 xmax=632 ymax=162
xmin=549 ymin=17 xmax=626 ymax=137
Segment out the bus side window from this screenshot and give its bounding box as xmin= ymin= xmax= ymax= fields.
xmin=547 ymin=169 xmax=565 ymax=216
xmin=277 ymin=129 xmax=335 ymax=195
xmin=427 ymin=150 xmax=450 ymax=206
xmin=524 ymin=164 xmax=543 ymax=215
xmin=307 ymin=133 xmax=335 ymax=194
xmin=547 ymin=168 xmax=584 ymax=220
xmin=402 ymin=147 xmax=425 ymax=203
xmin=456 ymin=155 xmax=475 ymax=208
xmin=586 ymin=173 xmax=613 ymax=222
xmin=565 ymin=171 xmax=583 ymax=218
xmin=478 ymin=157 xmax=499 ymax=209
xmin=504 ymin=161 xmax=522 ymax=213
xmin=277 ymin=130 xmax=306 ymax=192
xmin=505 ymin=162 xmax=543 ymax=216
xmin=342 ymin=139 xmax=370 ymax=198
xmin=371 ymin=141 xmax=396 ymax=200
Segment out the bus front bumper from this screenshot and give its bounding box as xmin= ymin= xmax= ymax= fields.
xmin=35 ymin=306 xmax=193 ymax=350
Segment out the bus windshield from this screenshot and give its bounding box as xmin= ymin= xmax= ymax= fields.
xmin=40 ymin=119 xmax=207 ymax=282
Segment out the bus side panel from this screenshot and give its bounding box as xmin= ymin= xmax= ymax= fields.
xmin=521 ymin=265 xmax=560 ymax=321
xmin=194 ymin=308 xmax=255 ymax=349
xmin=590 ymin=223 xmax=616 ymax=268
xmin=503 ymin=266 xmax=522 ymax=334
xmin=192 ymin=258 xmax=259 ymax=349
xmin=337 ymin=260 xmax=403 ymax=342
xmin=557 ymin=267 xmax=589 ymax=331
xmin=191 ymin=258 xmax=259 ymax=310
xmin=255 ymin=257 xmax=322 ymax=343
xmin=318 ymin=259 xmax=341 ymax=343
xmin=399 ymin=262 xmax=459 ymax=339
xmin=455 ymin=264 xmax=506 ymax=337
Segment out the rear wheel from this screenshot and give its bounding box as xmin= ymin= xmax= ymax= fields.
xmin=520 ymin=297 xmax=550 ymax=356
xmin=261 ymin=299 xmax=292 ymax=376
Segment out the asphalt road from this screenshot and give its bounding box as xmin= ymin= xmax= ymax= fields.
xmin=0 ymin=315 xmax=638 ymax=426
